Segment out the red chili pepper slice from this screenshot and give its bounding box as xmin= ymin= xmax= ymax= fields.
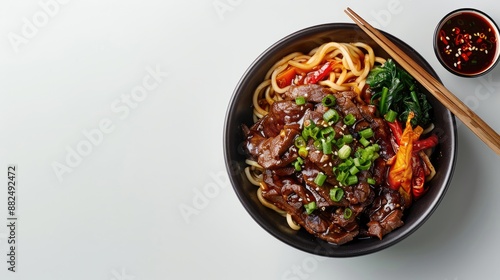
xmin=413 ymin=134 xmax=438 ymax=152
xmin=461 ymin=52 xmax=470 ymax=61
xmin=411 ymin=153 xmax=426 ymax=199
xmin=455 ymin=34 xmax=463 ymax=45
xmin=387 ymin=119 xmax=403 ymax=145
xmin=304 ymin=61 xmax=333 ymax=84
xmin=439 ymin=30 xmax=448 ymax=45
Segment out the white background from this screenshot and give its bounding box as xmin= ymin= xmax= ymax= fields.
xmin=1 ymin=0 xmax=499 ymax=279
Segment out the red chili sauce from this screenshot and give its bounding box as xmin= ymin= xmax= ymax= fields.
xmin=437 ymin=12 xmax=498 ymax=75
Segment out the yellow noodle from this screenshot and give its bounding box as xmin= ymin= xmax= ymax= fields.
xmin=245 ymin=159 xmax=263 ymax=169
xmin=253 ymin=79 xmax=271 ymax=116
xmin=265 ymin=52 xmax=303 ymax=79
xmin=244 ymin=167 xmax=262 ymax=186
xmin=287 ymin=213 xmax=301 ymax=230
xmin=264 ymin=86 xmax=275 ymax=105
xmin=319 ymin=80 xmax=351 ymax=92
xmin=257 ymin=188 xmax=286 ymax=216
xmin=351 ymin=42 xmax=375 ymax=67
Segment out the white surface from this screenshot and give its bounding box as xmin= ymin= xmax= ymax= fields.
xmin=1 ymin=0 xmax=499 ymax=279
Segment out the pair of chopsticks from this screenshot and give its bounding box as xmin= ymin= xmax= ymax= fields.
xmin=345 ymin=7 xmax=500 ymax=156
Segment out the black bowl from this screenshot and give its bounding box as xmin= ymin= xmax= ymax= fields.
xmin=224 ymin=23 xmax=457 ymax=257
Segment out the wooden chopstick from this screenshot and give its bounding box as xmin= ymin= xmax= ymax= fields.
xmin=345 ymin=7 xmax=500 ymax=156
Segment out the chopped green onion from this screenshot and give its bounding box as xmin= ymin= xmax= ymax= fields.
xmin=296 ymin=157 xmax=303 ymax=165
xmin=342 ymin=134 xmax=353 ymax=144
xmin=314 ymin=172 xmax=327 ymax=186
xmin=322 ymin=94 xmax=336 ymax=107
xmin=335 ymin=170 xmax=348 ymax=184
xmin=349 ymin=166 xmax=359 ymax=175
xmin=322 ymin=139 xmax=332 ymax=154
xmin=343 ymin=207 xmax=353 ymax=219
xmin=304 ymin=201 xmax=317 ymax=215
xmin=313 ymin=139 xmax=322 ymax=150
xmin=357 ymin=146 xmax=377 ymax=162
xmin=338 ymin=145 xmax=351 ymax=159
xmin=346 ymin=175 xmax=358 ymax=185
xmin=304 ymin=119 xmax=315 ymax=129
xmin=323 ymin=109 xmax=340 ymax=123
xmin=310 ymin=127 xmax=320 ymax=139
xmin=367 ymin=178 xmax=376 ymax=185
xmin=301 ymin=128 xmax=310 ymax=140
xmin=343 ymin=113 xmax=356 ymax=126
xmin=321 ymin=127 xmax=335 ymax=138
xmin=329 ymin=187 xmax=344 ymax=202
xmin=293 ymin=160 xmax=302 ymax=171
xmin=295 ymin=96 xmax=306 ymax=105
xmin=359 ymin=128 xmax=374 ymax=139
xmin=298 ymin=147 xmax=308 ymax=158
xmin=384 ymin=109 xmax=398 ymax=122
xmin=325 ymin=134 xmax=335 ymax=144
xmin=357 ymin=160 xmax=371 ymax=171
xmin=294 ymin=136 xmax=306 ymax=148
xmin=359 ymin=137 xmax=370 ymax=147
xmin=338 ymin=159 xmax=353 ymax=171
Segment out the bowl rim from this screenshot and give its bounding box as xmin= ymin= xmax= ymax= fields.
xmin=224 ymin=22 xmax=457 ymax=257
xmin=433 ymin=8 xmax=500 ymax=77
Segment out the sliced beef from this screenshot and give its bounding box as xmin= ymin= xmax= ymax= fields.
xmin=333 ymin=91 xmax=363 ymax=121
xmin=285 ymin=84 xmax=332 ymax=103
xmin=261 ymin=100 xmax=312 ymax=137
xmin=367 ymin=188 xmax=405 ymax=240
